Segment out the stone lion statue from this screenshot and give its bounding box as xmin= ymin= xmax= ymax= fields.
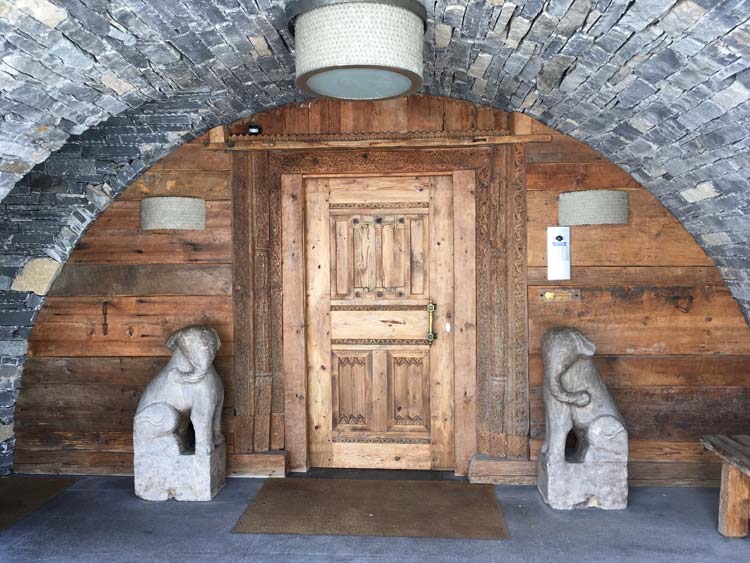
xmin=134 ymin=325 xmax=225 ymax=457
xmin=537 ymin=327 xmax=628 ymax=509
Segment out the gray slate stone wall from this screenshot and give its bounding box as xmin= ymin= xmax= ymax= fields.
xmin=1 ymin=0 xmax=750 ymax=474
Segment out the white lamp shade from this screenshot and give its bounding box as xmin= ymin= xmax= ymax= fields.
xmin=294 ymin=1 xmax=424 ymax=100
xmin=141 ymin=197 xmax=206 ymax=230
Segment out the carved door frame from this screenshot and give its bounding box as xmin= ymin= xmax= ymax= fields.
xmin=272 ymin=147 xmax=528 ymax=474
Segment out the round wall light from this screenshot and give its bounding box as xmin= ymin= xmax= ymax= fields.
xmin=286 ymin=0 xmax=427 ymax=101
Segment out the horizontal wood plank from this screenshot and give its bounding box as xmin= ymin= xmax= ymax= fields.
xmin=528 ymin=190 xmax=713 ymax=267
xmin=529 ymin=354 xmax=750 ymax=387
xmin=530 ymin=386 xmax=750 ymax=440
xmin=469 ymin=456 xmax=720 ymax=486
xmin=528 ymin=266 xmax=724 ymax=287
xmin=525 ymin=135 xmax=603 ymax=163
xmin=29 ymin=296 xmax=233 ymax=357
xmin=527 ymin=161 xmax=639 ymax=191
xmin=151 ymin=142 xmax=231 ymax=171
xmin=50 ymin=264 xmax=232 ymax=297
xmin=13 ymin=450 xmax=287 ymax=478
xmin=71 ymin=201 xmax=231 ymax=265
xmin=528 ymin=286 xmax=750 ymax=355
xmin=121 ymin=170 xmax=230 ymax=200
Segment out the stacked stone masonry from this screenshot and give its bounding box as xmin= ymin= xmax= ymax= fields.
xmin=1 ymin=0 xmax=750 ymax=474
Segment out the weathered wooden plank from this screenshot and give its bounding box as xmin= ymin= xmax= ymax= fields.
xmin=331 ymin=442 xmax=431 ymax=470
xmin=512 ymin=113 xmax=532 ymax=135
xmin=220 ymin=134 xmax=550 ymax=151
xmin=253 ymin=375 xmax=273 ymax=452
xmin=151 ymin=142 xmax=231 ymax=171
xmin=406 ymin=95 xmax=444 ymax=131
xmin=702 ymin=435 xmax=750 ymax=476
xmin=444 ymin=99 xmax=476 ymax=130
xmin=71 ymin=201 xmax=231 ymax=265
xmin=251 ymin=152 xmax=272 ymax=452
xmin=227 ymin=451 xmax=288 ymax=478
xmin=271 ymin=149 xmax=490 ymax=175
xmin=476 ymin=106 xmax=510 ymax=131
xmin=718 ymin=462 xmax=750 ymax=537
xmin=29 ymin=296 xmax=233 ymax=357
xmin=530 ymin=386 xmax=750 ymax=441
xmin=270 ymin=413 xmax=285 ymax=451
xmin=528 ymin=190 xmax=713 ymax=267
xmin=468 ymin=455 xmax=721 ymax=486
xmin=284 ymin=102 xmax=310 ymax=134
xmin=528 ymin=286 xmax=750 ymax=355
xmin=49 ymin=264 xmax=232 ymax=297
xmin=429 ymin=175 xmax=455 ymax=470
xmin=21 ymin=356 xmax=233 ymax=387
xmin=372 ymin=98 xmax=408 ymax=132
xmin=453 ymin=169 xmax=477 ymax=476
xmin=120 ymin=170 xmax=230 ymax=200
xmin=14 ymin=430 xmax=134 ymax=452
xmin=231 ymin=151 xmax=255 ymax=453
xmin=305 ymin=178 xmax=333 ymax=468
xmin=13 ymin=451 xmax=288 ymax=478
xmin=475 ymin=146 xmax=503 ymax=456
xmin=505 ymin=144 xmax=529 ymax=459
xmin=526 ymin=162 xmax=640 ymax=191
xmin=528 ymin=266 xmax=724 ymax=287
xmin=525 ymin=134 xmax=603 ymax=163
xmin=282 ymin=174 xmax=308 ymax=471
xmin=528 ymin=354 xmax=750 ymax=388
xmin=530 ymin=438 xmax=717 ymax=463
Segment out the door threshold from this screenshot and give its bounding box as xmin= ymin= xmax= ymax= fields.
xmin=288 ymin=467 xmax=466 ymax=482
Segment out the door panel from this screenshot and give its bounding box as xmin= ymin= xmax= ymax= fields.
xmin=305 ymin=173 xmax=474 ymax=471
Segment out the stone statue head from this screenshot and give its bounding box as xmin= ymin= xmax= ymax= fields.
xmin=165 ymin=325 xmax=221 ymax=381
xmin=542 ymin=327 xmax=596 ymax=363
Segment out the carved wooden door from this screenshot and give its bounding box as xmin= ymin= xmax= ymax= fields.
xmin=304 ymin=172 xmax=476 ymax=471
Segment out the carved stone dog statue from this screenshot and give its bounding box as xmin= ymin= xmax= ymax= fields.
xmin=133 ymin=325 xmax=226 ymax=501
xmin=537 ymin=327 xmax=628 ymax=510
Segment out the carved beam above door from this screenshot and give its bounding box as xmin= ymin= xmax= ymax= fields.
xmin=207 ymin=125 xmax=551 ymax=151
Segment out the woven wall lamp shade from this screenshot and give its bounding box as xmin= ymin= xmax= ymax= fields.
xmin=286 ymin=0 xmax=427 ymax=100
xmin=141 ymin=197 xmax=206 ymax=230
xmin=558 ymin=190 xmax=629 ymax=226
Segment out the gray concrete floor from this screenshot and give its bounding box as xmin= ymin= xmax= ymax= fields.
xmin=1 ymin=476 xmax=749 ymax=562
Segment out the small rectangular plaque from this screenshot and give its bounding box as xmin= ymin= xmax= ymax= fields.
xmin=538 ymin=289 xmax=581 ymax=302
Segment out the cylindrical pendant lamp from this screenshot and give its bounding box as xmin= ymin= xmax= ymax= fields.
xmin=286 ymin=0 xmax=427 ymax=101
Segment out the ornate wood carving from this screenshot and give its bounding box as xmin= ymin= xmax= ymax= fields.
xmin=330 ymin=202 xmax=428 ymax=209
xmin=333 ymin=436 xmax=431 ymax=444
xmin=332 ymin=338 xmax=431 ymax=346
xmin=331 ymin=305 xmax=426 ymax=311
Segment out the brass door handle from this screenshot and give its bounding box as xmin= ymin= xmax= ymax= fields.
xmin=427 ymin=299 xmax=437 ymax=344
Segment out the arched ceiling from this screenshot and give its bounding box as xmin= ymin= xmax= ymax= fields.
xmin=0 ymin=0 xmax=749 ymax=323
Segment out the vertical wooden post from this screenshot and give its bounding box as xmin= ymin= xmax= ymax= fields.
xmin=282 ymin=174 xmax=308 ymax=471
xmin=453 ymin=170 xmax=477 ymax=475
xmin=231 ymin=152 xmax=255 ymax=453
xmin=429 ymin=175 xmax=455 ymax=470
xmin=719 ymin=462 xmax=750 ymax=537
xmin=505 ymin=143 xmax=529 ymax=460
xmin=252 ymin=152 xmax=272 ymax=451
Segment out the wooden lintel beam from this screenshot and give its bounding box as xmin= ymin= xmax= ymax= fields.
xmin=206 ymin=134 xmax=553 ymax=151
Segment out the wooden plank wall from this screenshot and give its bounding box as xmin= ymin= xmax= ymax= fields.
xmin=14 ymin=96 xmax=750 ymax=485
xmin=523 ymin=119 xmax=750 ymax=485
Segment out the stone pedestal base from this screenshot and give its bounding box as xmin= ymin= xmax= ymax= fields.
xmin=134 ymin=444 xmax=226 ymax=501
xmin=537 ymin=451 xmax=627 ymax=510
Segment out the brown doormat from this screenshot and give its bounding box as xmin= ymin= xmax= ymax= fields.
xmin=0 ymin=476 xmax=77 ymax=530
xmin=233 ymin=478 xmax=509 ymax=540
